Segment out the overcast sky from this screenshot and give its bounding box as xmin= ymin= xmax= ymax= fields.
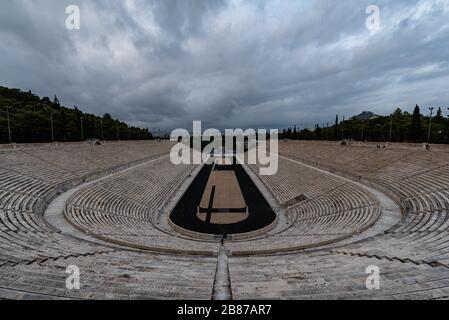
xmin=1 ymin=0 xmax=449 ymax=130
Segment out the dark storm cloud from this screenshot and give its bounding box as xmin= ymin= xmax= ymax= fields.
xmin=1 ymin=0 xmax=449 ymax=130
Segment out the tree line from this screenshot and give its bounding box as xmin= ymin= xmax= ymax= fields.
xmin=281 ymin=106 xmax=449 ymax=144
xmin=0 ymin=86 xmax=153 ymax=144
xmin=2 ymin=86 xmax=448 ymax=144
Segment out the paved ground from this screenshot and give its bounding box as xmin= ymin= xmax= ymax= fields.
xmin=200 ymin=171 xmax=246 ymax=210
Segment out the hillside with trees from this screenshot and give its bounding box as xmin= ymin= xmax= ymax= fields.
xmin=0 ymin=86 xmax=153 ymax=144
xmin=281 ymin=105 xmax=449 ymax=144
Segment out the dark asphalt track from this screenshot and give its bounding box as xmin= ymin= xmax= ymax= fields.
xmin=170 ymin=161 xmax=276 ymax=236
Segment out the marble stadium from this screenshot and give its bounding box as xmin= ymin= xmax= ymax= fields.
xmin=1 ymin=140 xmax=449 ymax=300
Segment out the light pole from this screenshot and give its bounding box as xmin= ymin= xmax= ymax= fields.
xmin=427 ymin=107 xmax=434 ymax=143
xmin=361 ymin=121 xmax=365 ymax=142
xmin=99 ymin=119 xmax=104 ymax=141
xmin=50 ymin=110 xmax=54 ymax=142
xmin=6 ymin=106 xmax=12 ymax=144
xmin=389 ymin=117 xmax=393 ymax=142
xmin=80 ymin=117 xmax=84 ymax=141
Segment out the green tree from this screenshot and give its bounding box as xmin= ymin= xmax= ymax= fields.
xmin=435 ymin=107 xmax=444 ymax=123
xmin=0 ymin=86 xmax=153 ymax=144
xmin=315 ymin=124 xmax=322 ymax=140
xmin=411 ymin=105 xmax=422 ymax=142
xmin=334 ymin=115 xmax=339 ymax=140
xmin=53 ymin=95 xmax=60 ymax=108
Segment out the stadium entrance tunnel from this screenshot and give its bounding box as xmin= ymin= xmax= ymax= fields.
xmin=169 ymin=159 xmax=276 ymax=239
